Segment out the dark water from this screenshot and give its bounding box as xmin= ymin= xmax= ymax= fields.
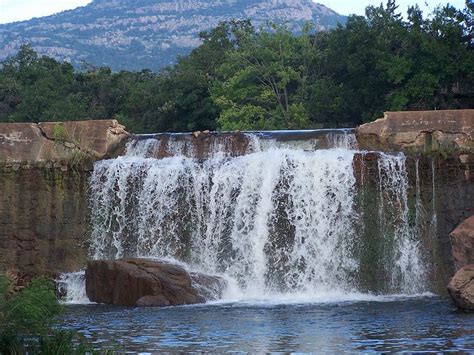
xmin=60 ymin=296 xmax=474 ymax=353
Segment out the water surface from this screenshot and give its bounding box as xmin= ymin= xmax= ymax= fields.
xmin=60 ymin=296 xmax=474 ymax=353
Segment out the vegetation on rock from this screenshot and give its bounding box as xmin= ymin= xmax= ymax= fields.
xmin=0 ymin=1 xmax=473 ymax=133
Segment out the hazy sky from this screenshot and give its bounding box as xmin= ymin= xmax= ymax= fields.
xmin=0 ymin=0 xmax=468 ymax=24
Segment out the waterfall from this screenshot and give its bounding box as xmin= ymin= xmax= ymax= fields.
xmin=64 ymin=130 xmax=429 ymax=302
xmin=377 ymin=154 xmax=426 ymax=293
xmin=57 ymin=271 xmax=89 ymax=304
xmin=431 ymin=158 xmax=438 ymax=235
xmin=89 ymin=146 xmax=358 ymax=293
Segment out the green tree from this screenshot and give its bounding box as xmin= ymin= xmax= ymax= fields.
xmin=212 ymin=23 xmax=315 ymax=130
xmin=0 ymin=2 xmax=473 ymax=132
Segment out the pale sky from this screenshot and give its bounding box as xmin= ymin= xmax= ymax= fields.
xmin=0 ymin=0 xmax=468 ymax=24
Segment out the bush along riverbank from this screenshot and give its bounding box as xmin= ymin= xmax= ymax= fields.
xmin=0 ymin=273 xmax=116 ymax=354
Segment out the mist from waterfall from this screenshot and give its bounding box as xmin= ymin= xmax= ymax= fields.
xmin=81 ymin=131 xmax=428 ymax=302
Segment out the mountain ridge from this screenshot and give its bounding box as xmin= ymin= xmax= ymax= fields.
xmin=0 ymin=0 xmax=346 ymax=71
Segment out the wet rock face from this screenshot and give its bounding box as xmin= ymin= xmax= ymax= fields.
xmin=355 ymin=111 xmax=473 ymax=292
xmin=451 ymin=215 xmax=474 ymax=271
xmin=447 ymin=265 xmax=474 ymax=311
xmin=0 ymin=165 xmax=89 ymax=278
xmin=85 ymin=258 xmax=227 ymax=307
xmin=356 ymin=110 xmax=474 ymax=153
xmin=352 ymin=151 xmax=474 ymax=292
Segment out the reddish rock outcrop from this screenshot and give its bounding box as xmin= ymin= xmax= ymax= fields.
xmin=85 ymin=258 xmax=227 ymax=307
xmin=38 ymin=120 xmax=128 ymax=160
xmin=356 ymin=110 xmax=474 ymax=153
xmin=451 ymin=215 xmax=474 ymax=271
xmin=0 ymin=119 xmax=129 ymax=163
xmin=447 ymin=264 xmax=474 ymax=311
xmin=0 ymin=119 xmax=130 ymax=278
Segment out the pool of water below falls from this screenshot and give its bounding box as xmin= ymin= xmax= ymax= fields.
xmin=63 ymin=131 xmax=473 ymax=352
xmin=59 ymin=296 xmax=474 ymax=353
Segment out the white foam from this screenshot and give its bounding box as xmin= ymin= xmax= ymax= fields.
xmin=57 ymin=271 xmax=91 ymax=304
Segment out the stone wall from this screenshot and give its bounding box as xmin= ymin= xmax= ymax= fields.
xmin=0 ymin=120 xmax=129 ymax=278
xmin=356 ymin=110 xmax=473 ymax=153
xmin=356 ymin=110 xmax=474 ymax=291
xmin=354 ymin=152 xmax=473 ymax=292
xmin=0 ymin=164 xmax=89 ymax=277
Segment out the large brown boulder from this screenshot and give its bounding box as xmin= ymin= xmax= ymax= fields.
xmin=451 ymin=215 xmax=474 ymax=271
xmin=356 ymin=110 xmax=474 ymax=153
xmin=85 ymin=258 xmax=227 ymax=307
xmin=0 ymin=119 xmax=129 ymax=163
xmin=447 ymin=264 xmax=474 ymax=311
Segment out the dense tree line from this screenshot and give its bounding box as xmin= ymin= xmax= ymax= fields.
xmin=0 ymin=1 xmax=473 ymax=133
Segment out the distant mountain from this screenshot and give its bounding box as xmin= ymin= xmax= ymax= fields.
xmin=0 ymin=0 xmax=346 ymax=71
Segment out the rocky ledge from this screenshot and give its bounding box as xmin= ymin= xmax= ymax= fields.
xmin=0 ymin=119 xmax=129 ymax=166
xmin=85 ymin=258 xmax=227 ymax=307
xmin=356 ymin=110 xmax=473 ymax=153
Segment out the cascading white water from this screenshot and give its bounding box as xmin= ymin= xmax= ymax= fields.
xmin=377 ymin=153 xmax=426 ymax=293
xmin=92 ymin=134 xmax=423 ymax=293
xmin=327 ymin=130 xmax=358 ymax=149
xmin=63 ymin=131 xmax=429 ymax=302
xmin=431 ymin=158 xmax=438 ymax=235
xmin=90 ymin=146 xmax=358 ymax=295
xmin=57 ymin=271 xmax=89 ymax=304
xmin=414 ymin=158 xmax=426 ymax=231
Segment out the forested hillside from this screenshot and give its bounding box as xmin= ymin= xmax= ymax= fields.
xmin=1 ymin=1 xmax=473 ymax=133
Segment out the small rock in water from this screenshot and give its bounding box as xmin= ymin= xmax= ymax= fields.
xmin=85 ymin=258 xmax=227 ymax=307
xmin=136 ymin=295 xmax=170 ymax=307
xmin=447 ymin=264 xmax=474 ymax=311
xmin=193 ymin=131 xmax=201 ymax=138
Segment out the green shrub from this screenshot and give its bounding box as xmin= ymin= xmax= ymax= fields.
xmin=37 ymin=331 xmax=92 ymax=355
xmin=0 ymin=275 xmax=105 ymax=354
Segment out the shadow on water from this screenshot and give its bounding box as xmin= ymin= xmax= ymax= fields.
xmin=59 ymin=296 xmax=474 ymax=353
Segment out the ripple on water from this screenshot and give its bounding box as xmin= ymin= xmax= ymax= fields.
xmin=59 ymin=296 xmax=474 ymax=353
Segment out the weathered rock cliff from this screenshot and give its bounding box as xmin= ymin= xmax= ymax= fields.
xmin=356 ymin=110 xmax=474 ymax=290
xmin=0 ymin=120 xmax=128 ymax=164
xmin=0 ymin=120 xmax=129 ymax=278
xmin=356 ymin=110 xmax=473 ymax=153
